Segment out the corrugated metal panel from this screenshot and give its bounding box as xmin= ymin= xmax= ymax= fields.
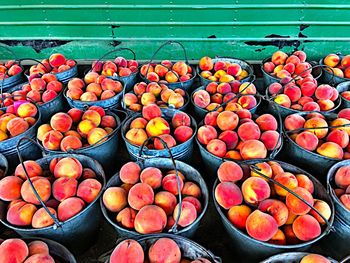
xmin=0 ymin=0 xmax=349 ymax=61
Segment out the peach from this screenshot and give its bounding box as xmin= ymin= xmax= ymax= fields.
xmin=299 ymin=96 xmax=314 ymax=106
xmin=272 ymin=51 xmax=288 ymax=65
xmin=283 ymin=224 xmax=300 ymax=244
xmin=49 ymin=53 xmax=66 ymax=67
xmin=140 ymin=167 xmax=163 ymax=189
xmin=28 ymin=240 xmax=49 ymax=256
xmin=173 ymin=61 xmax=188 ymax=76
xmin=250 ymin=162 xmax=272 ymax=181
xmin=80 ymin=91 xmax=98 ymax=102
xmin=60 ymin=135 xmax=82 ymax=151
xmin=341 ymin=55 xmax=350 ymax=68
xmin=216 ymin=111 xmax=239 ymax=131
xmin=134 ymin=205 xmax=167 ymax=234
xmin=30 ymin=78 xmax=46 ymax=91
xmin=227 ymin=204 xmax=251 ymax=229
xmin=327 ymin=129 xmax=349 ymax=148
xmin=172 ymin=112 xmax=191 ymax=128
xmin=24 ymin=253 xmax=55 ymax=263
xmin=110 ymin=239 xmax=144 ymax=263
xmin=162 ymin=174 xmax=184 ymax=195
xmin=300 ymin=254 xmax=331 ymax=263
xmin=217 ymin=83 xmax=232 ymax=94
xmin=67 ymin=87 xmax=83 ymax=100
xmin=100 ymin=115 xmax=116 ymax=129
xmin=317 ymin=142 xmax=344 ymax=159
xmin=331 ymin=118 xmax=350 ymax=135
xmin=32 ymin=207 xmax=56 ymax=228
xmin=42 ymin=90 xmax=58 ymax=103
xmin=256 ymin=114 xmax=278 ymax=131
xmin=340 ymin=194 xmax=350 ymax=209
xmin=54 ymin=157 xmax=83 ymax=179
xmin=129 ymin=118 xmax=147 ymax=130
xmin=268 ymin=83 xmax=283 ymax=95
xmin=146 ymin=117 xmax=170 ymax=137
xmin=205 ymin=82 xmax=218 ymax=94
xmin=274 ymin=172 xmax=298 ymax=197
xmin=227 ymin=63 xmax=242 ymax=76
xmin=263 ymin=62 xmax=275 ymax=73
xmin=237 ymin=95 xmax=257 ymax=110
xmin=217 ymin=161 xmax=243 ymax=183
xmin=42 ymin=130 xmax=64 ymax=150
xmin=295 ymin=62 xmax=312 ymax=77
xmin=296 ymin=174 xmax=314 ymax=194
xmin=339 ymin=108 xmax=350 ymax=120
xmin=309 ymin=199 xmax=331 ymax=225
xmin=64 ymin=130 xmax=81 ymax=140
xmin=140 ymin=92 xmax=156 ymax=106
xmin=68 ymin=78 xmax=85 ymax=89
xmin=246 ymin=210 xmax=278 ymax=241
xmin=77 ymin=119 xmax=96 ymax=138
xmin=303 ymin=101 xmax=320 ymax=111
xmin=125 ymin=128 xmax=148 ymax=146
xmin=87 ymin=127 xmax=108 ymax=145
xmin=284 ymin=85 xmax=301 ymax=102
xmin=239 ymin=82 xmax=256 ymax=95
xmin=128 ymin=183 xmax=154 ymax=210
xmin=242 ymin=177 xmax=270 ymax=205
xmin=58 ymin=197 xmax=85 ymax=221
xmin=199 ymin=56 xmax=214 ymax=71
xmin=277 ymin=69 xmax=291 ymax=79
xmin=181 ymin=182 xmax=201 ymax=199
xmin=304 ymin=117 xmax=328 ymax=139
xmin=286 ymin=187 xmax=314 ymax=215
xmin=82 ymin=168 xmax=96 ymax=180
xmin=142 ymin=104 xmax=162 ymax=121
xmin=103 ymin=187 xmax=127 ymax=212
xmin=154 ymin=64 xmax=169 ymax=78
xmin=168 ymin=93 xmax=184 ymax=108
xmin=165 ymin=71 xmax=179 ymax=83
xmin=0 ymin=176 xmax=23 ymax=201
xmin=284 ymin=114 xmax=305 ymax=131
xmin=173 ymin=201 xmax=197 ymax=227
xmin=261 ymin=130 xmax=281 ymax=151
xmin=193 ymin=90 xmax=210 ymax=108
xmin=6 ymin=117 xmax=29 ymax=137
xmin=268 ymin=161 xmax=284 ymax=178
xmin=100 ymin=90 xmax=116 ymax=100
xmin=274 ymin=94 xmax=291 ymax=108
xmin=240 ymin=140 xmax=267 ymax=160
xmin=15 ymin=161 xmax=43 ymax=180
xmin=21 ymin=176 xmax=51 ymax=205
xmin=128 ymin=104 xmax=142 ymax=112
xmin=6 ymin=201 xmax=37 ymax=226
xmin=148 ymin=238 xmax=181 ymax=263
xmin=77 ymin=178 xmax=101 ymax=203
xmin=300 ymin=81 xmax=317 ymax=97
xmin=173 ymin=126 xmax=192 ymax=144
xmin=50 ymin=112 xmax=72 ymax=133
xmin=53 ymin=177 xmax=78 ymax=201
xmin=120 ymin=162 xmax=141 ymax=184
xmin=85 ymin=83 xmax=102 ymax=97
xmin=116 ymin=207 xmax=137 ymax=229
xmin=295 ymin=131 xmax=319 ymax=151
xmin=315 ymin=85 xmax=334 ymax=100
xmin=154 ymin=191 xmax=177 ymax=215
xmin=217 ymin=130 xmax=238 ymax=150
xmin=258 ymin=199 xmax=289 ymax=226
xmin=268 ymin=229 xmax=287 ymax=245
xmin=292 ymin=214 xmax=321 ymax=241
xmin=0 ymin=239 xmax=29 ymax=263
xmin=238 ymin=122 xmax=260 ymax=141
xmin=206 ymin=139 xmax=227 ymax=157
xmin=335 ymin=166 xmax=350 ymax=188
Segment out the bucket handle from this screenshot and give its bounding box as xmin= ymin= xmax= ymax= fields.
xmin=137 ymin=136 xmax=183 ymax=234
xmin=250 ymin=164 xmax=333 ymax=229
xmin=16 ymin=137 xmax=62 ymax=228
xmin=340 ymin=255 xmax=350 ymax=263
xmin=267 ymin=97 xmax=284 ymax=160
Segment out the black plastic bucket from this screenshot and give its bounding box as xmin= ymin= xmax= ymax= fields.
xmin=213 ymin=159 xmax=334 ymax=262
xmin=260 ymin=252 xmax=338 ymax=263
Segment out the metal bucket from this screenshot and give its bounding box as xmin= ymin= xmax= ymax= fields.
xmin=100 ymin=156 xmax=209 ymax=239
xmin=41 ymin=110 xmax=124 ymax=175
xmin=324 ymin=160 xmax=350 ymax=259
xmin=320 ymin=57 xmax=350 ymax=86
xmin=197 ymin=57 xmax=254 ymax=87
xmin=7 ymin=82 xmax=67 ymax=122
xmin=139 ymin=41 xmax=196 ymax=92
xmin=336 ymin=81 xmax=350 ymax=110
xmin=282 ymin=112 xmax=340 ymax=183
xmin=0 ymin=149 xmax=106 ymax=254
xmin=0 ymin=46 xmax=25 ymax=91
xmin=213 ymin=159 xmax=335 ymax=262
xmin=260 ymin=252 xmax=338 ymax=263
xmin=23 ymin=237 xmax=77 ymax=263
xmin=55 ymin=61 xmax=78 ymax=84
xmin=0 ymin=104 xmax=42 ymax=173
xmin=190 ymin=85 xmax=261 ymax=120
xmin=121 ymin=110 xmax=197 ymax=161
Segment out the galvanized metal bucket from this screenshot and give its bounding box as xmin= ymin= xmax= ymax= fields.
xmin=0 ymin=104 xmax=42 ymax=173
xmin=6 ymin=82 xmax=67 ymax=122
xmin=40 ymin=110 xmax=124 ymax=175
xmin=139 ymin=41 xmax=196 ymax=92
xmin=190 ymin=85 xmax=261 ymax=120
xmin=63 ymin=80 xmax=125 ymax=110
xmin=336 ymin=81 xmax=350 ymax=109
xmin=121 ymin=110 xmax=197 ymax=161
xmin=320 ymin=56 xmax=350 ymax=86
xmin=282 ymin=111 xmax=341 ymax=183
xmin=101 ymin=139 xmax=209 ymax=239
xmin=23 ymin=237 xmax=77 ymax=263
xmin=197 ymin=57 xmax=254 ymax=87
xmin=213 ymin=159 xmax=335 ymax=262
xmin=260 ymin=252 xmax=338 ymax=263
xmin=324 ymin=160 xmax=350 ymax=259
xmin=0 ymin=141 xmax=106 ymax=254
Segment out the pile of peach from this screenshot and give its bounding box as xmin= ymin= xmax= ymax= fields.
xmin=123 ymin=82 xmax=186 ymax=112
xmin=66 ymin=74 xmax=123 ymax=102
xmin=263 ymin=51 xmax=311 ymax=80
xmin=91 ymin=56 xmax=138 ymax=77
xmin=1 ymin=74 xmax=63 ymax=107
xmin=215 ymin=161 xmax=331 ymax=244
xmin=103 ymin=162 xmax=203 ymax=234
xmin=0 ymin=157 xmax=102 ymax=228
xmin=193 ymin=81 xmax=258 ymax=111
xmin=198 ymin=56 xmax=249 ymax=83
xmin=284 ymin=109 xmax=350 ymax=159
xmin=125 ymin=104 xmax=194 ymax=149
xmin=332 ymin=165 xmax=350 ymax=211
xmin=37 ymin=106 xmax=116 ymax=151
xmin=29 ymin=53 xmax=76 ymax=76
xmin=197 ymin=110 xmax=280 ymax=160
xmin=140 ymin=60 xmax=193 ymax=83
xmin=0 ymin=102 xmax=38 ymax=142
xmin=0 ymin=238 xmax=58 ymax=263
xmin=323 ymin=53 xmax=350 ymax=79
xmin=0 ymin=60 xmax=22 ymax=80
xmin=269 ymin=81 xmax=338 ymax=112
xmin=110 ymin=238 xmax=212 ymax=263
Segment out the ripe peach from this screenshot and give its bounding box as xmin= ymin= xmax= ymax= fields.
xmin=76 ymin=178 xmax=101 ymax=204
xmin=173 ymin=61 xmax=188 ymax=76
xmin=120 ymin=162 xmax=141 ymax=184
xmin=172 ymin=111 xmax=191 ymax=128
xmin=309 ymin=199 xmax=331 ymax=225
xmin=274 ymin=94 xmax=291 ymax=108
xmin=0 ymin=238 xmax=29 ymax=263
xmin=15 ymin=161 xmax=43 ymax=180
xmin=239 ymin=82 xmax=256 ymax=95
xmin=286 ymin=187 xmax=314 ymax=215
xmin=274 ymin=172 xmax=298 ymax=197
xmin=193 ymin=90 xmax=210 ymax=108
xmin=263 ymin=62 xmax=275 ymax=73
xmin=6 ymin=118 xmax=29 ymax=137
xmin=145 ymin=117 xmax=170 ymax=137
xmin=199 ymin=56 xmax=214 ymax=71
xmin=87 ymin=127 xmax=108 ymax=145
xmin=295 ymin=131 xmax=319 ymax=151
xmin=6 ymin=201 xmax=37 ymax=226
xmin=268 ymin=229 xmax=287 ymax=245
xmin=125 ymin=128 xmax=148 ymax=146
xmin=315 ymin=85 xmax=334 ymax=100
xmin=256 ymin=114 xmax=278 ymax=131
xmin=260 ymin=130 xmax=281 ymax=151
xmin=52 ymin=177 xmax=78 ymax=201
xmin=258 ymin=199 xmax=289 ymax=226
xmin=162 ymin=174 xmax=184 ymax=195
xmin=246 ymin=210 xmax=278 ymax=241
xmin=242 ymin=177 xmax=270 ymax=205
xmin=50 ymin=112 xmax=72 ymax=133
xmin=58 ymin=197 xmax=85 ymax=221
xmin=142 ymin=104 xmax=162 ymax=121
xmin=128 ymin=183 xmax=154 ymax=210
xmin=60 ymin=135 xmax=82 ymax=151
xmin=148 ymin=238 xmax=181 ymax=263
xmin=292 ymin=214 xmax=321 ymax=241
xmin=250 ymin=162 xmax=273 ymax=181
xmin=217 ymin=161 xmax=243 ymax=183
xmin=268 ymin=161 xmax=284 ymax=178
xmin=21 ymin=176 xmax=51 ymax=205
xmin=296 ymin=174 xmax=314 ymax=194
xmin=300 ymin=254 xmax=331 ymax=263
xmin=54 ymin=157 xmax=83 ymax=179
xmin=173 ymin=201 xmax=197 ymax=227
xmin=240 ymin=140 xmax=267 ymax=160
xmin=206 ymin=139 xmax=227 ymax=157
xmin=284 ymin=114 xmax=305 ymax=131
xmin=335 ymin=166 xmax=350 ymax=189
xmin=272 ymin=51 xmax=288 ymax=65
xmin=217 ymin=111 xmax=239 ymax=131
xmin=317 ymin=142 xmax=344 ymax=159
xmin=28 ymin=240 xmax=49 ymax=256
xmin=295 ymin=62 xmax=312 ymax=77
xmin=116 ymin=207 xmax=137 ymax=229
xmin=103 ymin=187 xmax=127 ymax=212
xmin=140 ymin=167 xmax=163 ymax=189
xmin=134 ymin=205 xmax=167 ymax=234
xmin=68 ymin=78 xmax=85 ymax=89
xmin=304 ymin=117 xmax=328 ymax=139
xmin=67 ymin=87 xmax=83 ymax=100
xmin=110 ymin=239 xmax=144 ymax=263
xmin=0 ymin=176 xmax=23 ymax=201
xmin=42 ymin=130 xmax=64 ymax=150
xmin=327 ymin=129 xmax=349 ymax=148
xmin=100 ymin=90 xmax=116 ymax=100
xmin=238 ymin=122 xmax=260 ymax=141
xmin=154 ymin=191 xmax=177 ymax=215
xmin=227 ymin=205 xmax=251 ymax=229
xmin=31 ymin=207 xmax=56 ymax=228
xmin=331 ymin=118 xmax=350 ymax=136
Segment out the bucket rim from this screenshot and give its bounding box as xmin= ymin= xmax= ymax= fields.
xmin=212 ymin=159 xmax=335 ymax=250
xmin=0 ymin=153 xmax=106 ymax=232
xmin=24 ymin=60 xmax=78 ymax=79
xmin=259 ymin=252 xmax=337 ymax=263
xmin=320 ymin=57 xmax=350 ymax=82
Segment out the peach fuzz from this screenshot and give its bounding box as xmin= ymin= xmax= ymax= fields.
xmin=28 ymin=240 xmax=49 ymax=256
xmin=300 ymin=254 xmax=331 ymax=263
xmin=128 ymin=183 xmax=154 ymax=210
xmin=6 ymin=201 xmax=37 ymax=226
xmin=6 ymin=118 xmax=29 ymax=137
xmin=295 ymin=131 xmax=319 ymax=151
xmin=103 ymin=187 xmax=127 ymax=212
xmin=0 ymin=239 xmax=29 ymax=263
xmin=227 ymin=205 xmax=252 ymax=229
xmin=52 ymin=177 xmax=78 ymax=201
xmin=0 ymin=176 xmax=23 ymax=201
xmin=125 ymin=128 xmax=148 ymax=146
xmin=172 ymin=112 xmax=191 ymax=129
xmin=21 ymin=176 xmax=51 ymax=205
xmin=134 ymin=205 xmax=167 ymax=234
xmin=309 ymin=199 xmax=331 ymax=225
xmin=162 ymin=174 xmax=184 ymax=195
xmin=250 ymin=162 xmax=272 ymax=181
xmin=31 ymin=207 xmax=57 ymax=228
xmin=218 ymin=161 xmax=243 ymax=183
xmin=50 ymin=112 xmax=72 ymax=133
xmin=242 ymin=177 xmax=270 ymax=205
xmin=292 ymin=214 xmax=321 ymax=241
xmin=246 ymin=210 xmax=278 ymax=241
xmin=273 ymin=172 xmax=298 ymax=197
xmin=193 ymin=90 xmax=210 ymax=108
xmin=197 ymin=125 xmax=217 ymax=145
xmin=173 ymin=201 xmax=197 ymax=227
xmin=120 ymin=162 xmax=141 ymax=184
xmin=240 ymin=140 xmax=267 ymax=160
xmin=58 ymin=197 xmax=85 ymax=221
xmin=217 ymin=111 xmax=239 ymax=131
xmin=317 ymin=142 xmax=344 ymax=159
xmin=296 ymin=174 xmax=314 ymax=194
xmin=258 ymin=199 xmax=289 ymax=226
xmin=110 ymin=239 xmax=144 ymax=263
xmin=286 ymin=187 xmax=314 ymax=215
xmin=77 ymin=178 xmax=102 ymax=203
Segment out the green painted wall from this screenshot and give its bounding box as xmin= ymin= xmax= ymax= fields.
xmin=0 ymin=1 xmax=350 ymax=62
